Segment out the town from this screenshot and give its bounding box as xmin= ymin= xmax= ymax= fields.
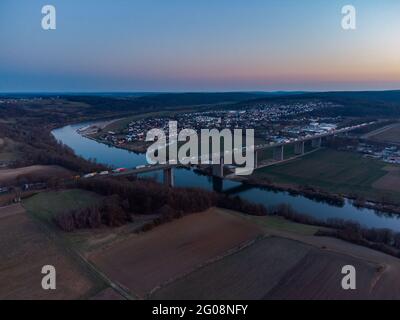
xmin=90 ymin=101 xmax=344 ymax=151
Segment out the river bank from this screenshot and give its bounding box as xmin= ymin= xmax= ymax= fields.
xmin=79 ymin=122 xmax=150 ymax=154
xmin=242 ymin=177 xmax=400 ymax=216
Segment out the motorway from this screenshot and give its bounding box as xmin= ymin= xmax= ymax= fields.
xmin=86 ymin=121 xmax=375 ymax=179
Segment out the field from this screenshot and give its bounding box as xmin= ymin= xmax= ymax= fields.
xmin=366 ymin=122 xmax=400 ymax=145
xmin=0 ymin=138 xmax=23 ymax=164
xmin=23 ymin=189 xmax=102 ymax=224
xmin=86 ymin=206 xmax=400 ymax=300
xmin=151 ymin=236 xmax=382 ymax=300
xmin=89 ymin=208 xmax=263 ymax=298
xmin=151 ymin=237 xmax=311 ymax=300
xmin=0 ymin=203 xmax=25 ymax=218
xmin=0 ymin=165 xmax=72 ymax=185
xmin=373 ymin=166 xmax=400 ymax=191
xmin=253 ymin=149 xmax=400 ymax=203
xmin=0 ymin=204 xmax=104 ymax=300
xmin=7 ymin=194 xmax=400 ymax=300
xmin=228 ymin=210 xmax=321 ymax=236
xmin=23 ymin=189 xmax=159 ymax=255
xmin=264 ymin=248 xmax=380 ymax=300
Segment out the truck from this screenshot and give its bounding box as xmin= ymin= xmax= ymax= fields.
xmin=83 ymin=173 xmax=97 ymax=179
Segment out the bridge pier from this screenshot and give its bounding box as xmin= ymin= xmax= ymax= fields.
xmin=212 ymin=176 xmax=223 ymax=193
xmin=273 ymin=146 xmax=284 ymax=161
xmin=254 ymin=150 xmax=259 ymax=169
xmin=212 ymin=157 xmax=224 ymax=178
xmin=294 ymin=141 xmax=305 ymax=155
xmin=312 ymin=137 xmax=322 ymax=148
xmin=163 ymin=167 xmax=175 ymax=188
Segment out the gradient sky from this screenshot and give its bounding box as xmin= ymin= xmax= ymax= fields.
xmin=0 ymin=0 xmax=399 ymax=92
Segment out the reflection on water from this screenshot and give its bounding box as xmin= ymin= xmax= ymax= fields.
xmin=52 ymin=123 xmax=400 ymax=231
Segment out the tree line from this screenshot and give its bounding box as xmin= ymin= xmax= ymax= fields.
xmin=272 ymin=203 xmax=400 ymax=258
xmin=54 ymin=176 xmax=267 ymax=232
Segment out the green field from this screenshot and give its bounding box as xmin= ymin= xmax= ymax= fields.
xmin=254 ymin=149 xmax=400 ymax=203
xmin=22 ymin=189 xmax=156 ymax=254
xmin=0 ymin=138 xmax=22 ymax=162
xmin=23 ymin=189 xmax=103 ymax=224
xmin=228 ymin=210 xmax=320 ymax=236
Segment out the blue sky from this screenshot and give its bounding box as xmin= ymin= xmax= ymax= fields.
xmin=0 ymin=0 xmax=399 ymax=92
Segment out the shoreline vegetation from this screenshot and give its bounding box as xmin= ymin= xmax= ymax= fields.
xmin=242 ymin=177 xmax=400 ymax=216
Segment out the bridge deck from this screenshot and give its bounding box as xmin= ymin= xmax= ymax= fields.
xmin=91 ymin=122 xmax=373 ymax=179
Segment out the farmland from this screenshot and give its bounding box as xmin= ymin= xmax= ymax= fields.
xmin=373 ymin=166 xmax=400 ymax=191
xmin=151 ymin=237 xmax=312 ymax=300
xmin=85 ymin=207 xmax=400 ymax=300
xmin=89 ymin=208 xmax=263 ymax=298
xmin=150 ymin=236 xmax=384 ymax=300
xmin=23 ymin=189 xmax=103 ymax=224
xmin=4 ymin=195 xmax=400 ymax=300
xmin=0 ymin=138 xmax=23 ymax=164
xmin=228 ymin=210 xmax=321 ymax=236
xmin=253 ymin=149 xmax=400 ymax=203
xmin=23 ymin=189 xmax=169 ymax=255
xmin=265 ymin=249 xmax=379 ymax=300
xmin=0 ymin=204 xmax=104 ymax=300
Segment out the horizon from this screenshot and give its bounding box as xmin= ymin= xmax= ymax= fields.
xmin=2 ymin=89 xmax=400 ymax=95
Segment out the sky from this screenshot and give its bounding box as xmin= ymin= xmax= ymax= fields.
xmin=0 ymin=0 xmax=399 ymax=92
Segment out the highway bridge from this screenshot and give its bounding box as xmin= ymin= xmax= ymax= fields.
xmin=212 ymin=121 xmax=375 ymax=177
xmin=92 ymin=122 xmax=374 ymax=187
xmin=110 ymin=163 xmax=178 ymax=187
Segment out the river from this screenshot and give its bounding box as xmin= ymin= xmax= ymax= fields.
xmin=52 ymin=123 xmax=400 ymax=231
